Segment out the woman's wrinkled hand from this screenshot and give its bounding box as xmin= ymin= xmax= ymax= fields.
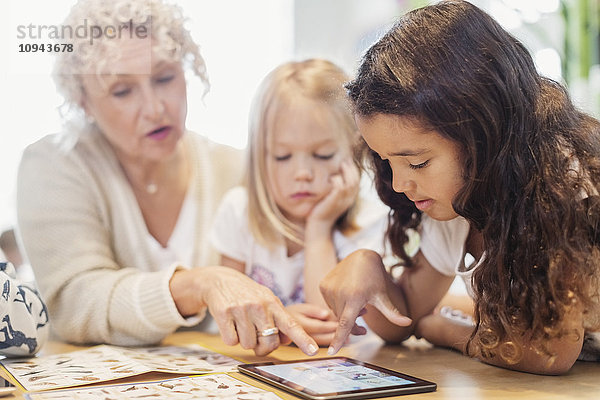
xmin=170 ymin=266 xmax=319 ymax=357
xmin=319 ymin=249 xmax=412 ymax=354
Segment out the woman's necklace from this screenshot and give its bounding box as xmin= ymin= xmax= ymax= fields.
xmin=141 ymin=153 xmax=188 ymax=196
xmin=145 ymin=182 xmax=158 ymax=194
xmin=121 ymin=144 xmax=188 ymax=197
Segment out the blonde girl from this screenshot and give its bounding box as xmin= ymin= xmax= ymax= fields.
xmin=210 ymin=59 xmax=387 ymax=345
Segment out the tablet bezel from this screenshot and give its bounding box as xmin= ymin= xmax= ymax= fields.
xmin=237 ymin=356 xmax=436 ymax=400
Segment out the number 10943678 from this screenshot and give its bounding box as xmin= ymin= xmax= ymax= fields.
xmin=18 ymin=43 xmax=73 ymax=52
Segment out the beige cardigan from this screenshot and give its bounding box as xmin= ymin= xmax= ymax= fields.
xmin=17 ymin=129 xmax=243 ymax=345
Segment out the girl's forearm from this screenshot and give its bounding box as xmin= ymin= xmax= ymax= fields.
xmin=303 ymin=222 xmax=337 ymax=307
xmin=417 ymin=311 xmax=583 ymax=375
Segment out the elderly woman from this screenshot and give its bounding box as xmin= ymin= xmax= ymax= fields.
xmin=16 ymin=0 xmax=317 ymax=357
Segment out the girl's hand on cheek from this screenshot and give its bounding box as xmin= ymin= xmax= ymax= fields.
xmin=306 ymin=160 xmax=360 ymax=233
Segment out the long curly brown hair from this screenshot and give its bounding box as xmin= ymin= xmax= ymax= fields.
xmin=347 ymin=0 xmax=600 ymax=363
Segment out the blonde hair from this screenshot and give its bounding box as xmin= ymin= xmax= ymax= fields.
xmin=247 ymin=59 xmax=360 ymax=247
xmin=53 ymin=0 xmax=208 ymax=120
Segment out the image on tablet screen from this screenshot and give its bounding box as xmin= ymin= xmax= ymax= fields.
xmin=255 ymin=358 xmax=415 ymax=394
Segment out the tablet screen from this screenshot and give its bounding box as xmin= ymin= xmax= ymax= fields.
xmin=238 ymin=357 xmax=436 ymax=399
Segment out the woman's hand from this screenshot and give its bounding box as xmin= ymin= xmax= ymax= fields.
xmin=319 ymin=249 xmax=412 ymax=354
xmin=169 ymin=266 xmax=318 ymax=357
xmin=306 ymin=160 xmax=360 ymax=232
xmin=285 ymin=303 xmax=346 ymax=346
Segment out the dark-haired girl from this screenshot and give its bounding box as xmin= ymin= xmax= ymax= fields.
xmin=320 ymin=0 xmax=600 ymax=374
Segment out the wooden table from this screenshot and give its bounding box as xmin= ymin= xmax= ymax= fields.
xmin=3 ymin=332 xmax=599 ymax=399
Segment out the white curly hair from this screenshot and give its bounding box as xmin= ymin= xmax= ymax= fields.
xmin=53 ymin=0 xmax=208 ymax=119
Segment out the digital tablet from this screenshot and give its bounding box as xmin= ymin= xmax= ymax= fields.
xmin=238 ymin=357 xmax=436 ymax=400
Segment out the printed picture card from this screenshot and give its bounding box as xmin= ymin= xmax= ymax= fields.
xmin=25 ymin=374 xmax=282 ymax=400
xmin=1 ymin=344 xmax=239 ymax=392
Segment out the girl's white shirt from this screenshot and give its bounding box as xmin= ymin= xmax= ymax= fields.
xmin=419 ymin=215 xmax=475 ymax=294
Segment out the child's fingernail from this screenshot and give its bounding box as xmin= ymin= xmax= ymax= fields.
xmin=327 ymin=346 xmax=336 ymax=355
